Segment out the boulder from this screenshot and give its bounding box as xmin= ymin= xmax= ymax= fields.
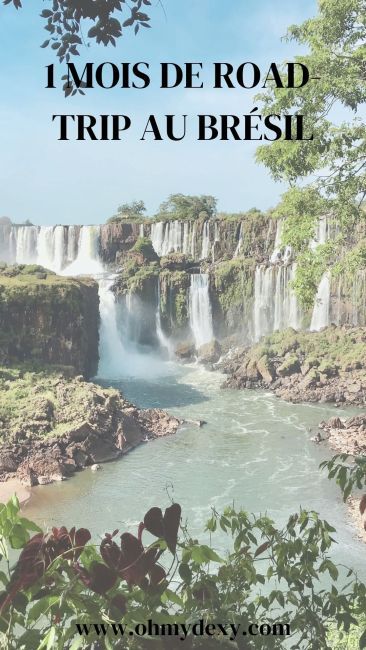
xmin=175 ymin=342 xmax=195 ymax=360
xmin=256 ymin=355 xmax=275 ymax=383
xmin=197 ymin=340 xmax=222 ymax=364
xmin=277 ymin=354 xmax=301 ymax=377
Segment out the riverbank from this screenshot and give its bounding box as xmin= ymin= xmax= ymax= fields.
xmin=0 ymin=479 xmax=30 ymax=505
xmin=0 ymin=366 xmax=181 ymax=489
xmin=219 ymin=325 xmax=366 ymax=406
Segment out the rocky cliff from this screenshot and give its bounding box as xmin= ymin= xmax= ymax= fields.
xmin=0 ymin=367 xmax=181 ymax=487
xmin=0 ymin=265 xmax=99 ymax=377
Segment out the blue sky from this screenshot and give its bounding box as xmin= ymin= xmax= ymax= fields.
xmin=0 ymin=0 xmax=317 ymax=225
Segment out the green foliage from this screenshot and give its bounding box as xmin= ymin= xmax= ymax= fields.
xmin=115 ymin=260 xmax=160 ymax=295
xmin=131 ymin=237 xmax=158 ymax=262
xmin=0 ymin=498 xmax=365 ymax=649
xmin=4 ymin=1 xmax=155 ymax=96
xmin=321 ymin=454 xmax=366 ymax=503
xmin=0 ymin=264 xmax=56 ymax=279
xmin=156 ymin=194 xmax=217 ymax=221
xmin=214 ymin=258 xmax=256 ymax=315
xmin=290 ymin=242 xmax=335 ymax=309
xmin=256 ymin=0 xmax=366 ymax=304
xmin=107 ymin=201 xmax=147 ymax=224
xmin=247 ymin=326 xmax=366 ymax=377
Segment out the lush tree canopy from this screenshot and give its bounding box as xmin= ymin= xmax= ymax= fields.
xmin=157 ymin=194 xmax=218 ymax=221
xmin=256 ymin=0 xmax=366 ymax=307
xmin=4 ymin=0 xmax=154 ymax=70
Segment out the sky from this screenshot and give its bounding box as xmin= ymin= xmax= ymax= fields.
xmin=0 ymin=0 xmax=318 ymax=225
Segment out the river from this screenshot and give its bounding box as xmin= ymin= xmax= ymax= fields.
xmin=24 ymin=359 xmax=365 ymax=577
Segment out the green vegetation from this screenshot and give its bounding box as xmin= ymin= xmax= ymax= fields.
xmin=214 ymin=258 xmax=256 ymax=315
xmin=159 ymin=270 xmax=190 ymax=331
xmin=0 ymin=495 xmax=365 ymax=649
xmin=0 ymin=365 xmax=106 ymax=443
xmin=217 ymin=207 xmax=267 ymax=222
xmin=115 ymin=259 xmax=160 ymax=295
xmin=256 ymin=0 xmax=366 ymax=306
xmin=156 ymin=194 xmax=217 ymax=221
xmin=250 ymin=327 xmax=366 ymax=376
xmin=131 ymin=236 xmax=159 ymax=262
xmin=107 ymin=201 xmax=146 ymax=224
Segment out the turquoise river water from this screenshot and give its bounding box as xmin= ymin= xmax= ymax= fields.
xmin=23 ymin=360 xmax=364 ymax=578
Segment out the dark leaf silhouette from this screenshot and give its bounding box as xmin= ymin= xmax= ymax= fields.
xmin=143 ymin=503 xmax=181 ymax=554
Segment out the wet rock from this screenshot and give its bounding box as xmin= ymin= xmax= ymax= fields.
xmin=197 ymin=340 xmax=222 ymax=364
xmin=175 ymin=341 xmax=195 ymax=360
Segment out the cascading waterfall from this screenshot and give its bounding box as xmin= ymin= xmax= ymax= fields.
xmin=150 ymin=220 xmax=211 ymax=261
xmin=59 ymin=226 xmax=103 ymax=276
xmin=189 ymin=273 xmax=214 ymax=349
xmin=200 ymin=221 xmax=210 ymax=259
xmin=310 ymin=273 xmax=331 ymax=331
xmin=155 ymin=280 xmax=174 ymax=357
xmin=97 ymin=278 xmax=128 ymax=378
xmin=253 ymin=219 xmax=300 ymax=341
xmin=15 ymin=226 xmax=38 ymax=264
xmin=0 ymin=223 xmax=84 ymax=273
xmin=234 ymin=223 xmax=243 ymax=258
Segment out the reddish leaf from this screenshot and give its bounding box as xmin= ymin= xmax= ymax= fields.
xmin=120 ymin=533 xmax=144 ymax=566
xmin=149 ymin=564 xmax=166 ymax=586
xmin=360 ymin=494 xmax=366 ymax=516
xmin=163 ymin=503 xmax=181 ymax=554
xmin=109 ymin=593 xmax=127 ymax=616
xmin=254 ymin=541 xmax=271 ymax=558
xmin=144 ymin=507 xmax=164 ymax=538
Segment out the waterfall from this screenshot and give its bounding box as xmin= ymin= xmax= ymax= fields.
xmin=0 ymin=224 xmax=83 ymax=273
xmin=253 ymin=266 xmax=274 ymax=340
xmin=253 ymin=264 xmax=301 ymax=341
xmin=200 ymin=221 xmax=210 ymax=259
xmin=155 ymin=280 xmax=174 ymax=357
xmin=234 ymin=223 xmax=243 ymax=258
xmin=183 ymin=221 xmax=190 ymax=255
xmin=310 ymin=273 xmax=330 ymax=331
xmin=15 ymin=226 xmax=38 ymax=264
xmin=189 ymin=273 xmax=213 ymax=348
xmin=62 ymin=226 xmax=103 ymax=276
xmin=97 ymin=278 xmax=128 ymax=378
xmin=270 ymin=220 xmax=292 ymax=264
xmin=151 ymin=222 xmax=165 ymax=256
xmin=310 ymin=216 xmax=328 ymax=250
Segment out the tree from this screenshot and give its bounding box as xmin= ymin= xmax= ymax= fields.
xmin=117 ymin=200 xmax=146 ymax=218
xmin=3 ymin=0 xmax=155 ymax=93
xmin=256 ymin=0 xmax=366 ymax=307
xmin=157 ymin=194 xmax=217 ymax=221
xmin=107 ymin=200 xmax=146 ymax=223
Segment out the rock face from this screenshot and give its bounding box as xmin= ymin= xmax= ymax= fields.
xmin=0 ymin=369 xmax=181 ymax=487
xmin=0 ymin=266 xmax=99 ymax=377
xmin=220 ymin=326 xmax=366 ymax=405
